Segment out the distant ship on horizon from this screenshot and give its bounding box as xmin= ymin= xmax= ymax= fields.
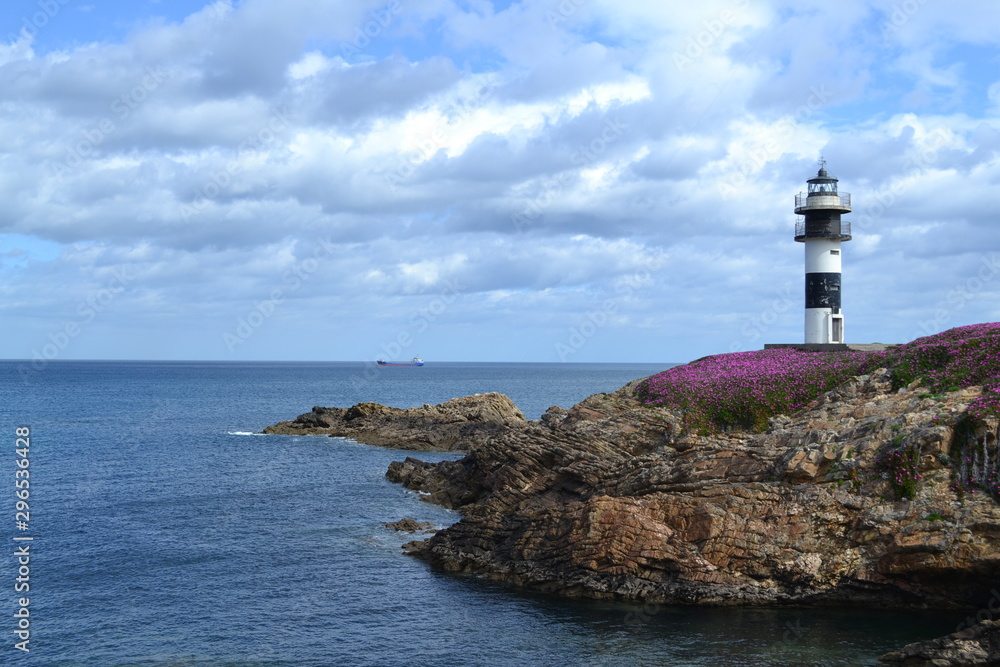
xmin=376 ymin=356 xmax=424 ymax=367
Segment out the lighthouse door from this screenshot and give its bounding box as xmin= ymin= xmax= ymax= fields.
xmin=831 ymin=316 xmax=843 ymax=343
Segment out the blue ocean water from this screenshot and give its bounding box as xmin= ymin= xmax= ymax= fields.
xmin=0 ymin=361 xmax=964 ymax=666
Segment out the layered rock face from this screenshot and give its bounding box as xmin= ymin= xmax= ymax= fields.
xmin=262 ymin=392 xmax=526 ymax=451
xmin=388 ymin=371 xmax=1000 ymax=609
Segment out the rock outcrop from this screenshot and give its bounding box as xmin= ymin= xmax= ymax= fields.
xmin=262 ymin=392 xmax=526 ymax=451
xmin=879 ymin=620 xmax=1000 ymax=665
xmin=387 ymin=370 xmax=1000 ymax=609
xmin=383 ymin=518 xmax=436 ymax=533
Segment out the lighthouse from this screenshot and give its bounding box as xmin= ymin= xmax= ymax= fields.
xmin=794 ymin=163 xmax=852 ymax=344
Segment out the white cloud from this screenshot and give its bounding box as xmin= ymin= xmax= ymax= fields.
xmin=0 ymin=0 xmax=998 ymax=362
xmin=989 ymin=81 xmax=1000 ymax=113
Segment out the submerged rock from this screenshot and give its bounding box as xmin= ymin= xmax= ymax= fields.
xmin=262 ymin=392 xmax=526 ymax=451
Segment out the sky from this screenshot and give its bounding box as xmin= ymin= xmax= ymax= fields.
xmin=1 ymin=0 xmax=998 ymax=364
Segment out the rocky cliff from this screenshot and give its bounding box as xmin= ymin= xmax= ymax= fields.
xmin=263 ymin=324 xmax=1000 ymax=663
xmin=388 ymin=367 xmax=1000 ymax=611
xmin=262 ymin=392 xmax=526 ymax=451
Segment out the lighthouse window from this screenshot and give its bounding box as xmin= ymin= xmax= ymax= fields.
xmin=830 ymin=250 xmax=840 ymax=255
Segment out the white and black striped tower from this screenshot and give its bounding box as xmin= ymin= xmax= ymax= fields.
xmin=794 ymin=162 xmax=852 ymax=344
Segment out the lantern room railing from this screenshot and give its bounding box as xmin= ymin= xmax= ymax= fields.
xmin=795 ymin=192 xmax=851 ymax=210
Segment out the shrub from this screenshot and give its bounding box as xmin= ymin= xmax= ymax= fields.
xmin=873 ymin=444 xmax=921 ymax=500
xmin=636 ymin=349 xmax=884 ymax=433
xmin=637 ymin=322 xmax=1000 ymax=434
xmin=886 ymin=323 xmax=1000 ymax=411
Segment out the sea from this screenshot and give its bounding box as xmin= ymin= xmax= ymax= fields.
xmin=0 ymin=360 xmax=966 ymax=666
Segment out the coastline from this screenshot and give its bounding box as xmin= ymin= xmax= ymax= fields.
xmin=262 ymin=323 xmax=1000 ymax=663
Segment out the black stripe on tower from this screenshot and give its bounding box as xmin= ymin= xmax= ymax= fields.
xmin=805 ymin=273 xmax=841 ymax=309
xmin=804 ymin=212 xmax=843 ymax=237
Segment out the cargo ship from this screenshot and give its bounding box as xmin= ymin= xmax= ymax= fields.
xmin=376 ymin=356 xmax=424 ymax=367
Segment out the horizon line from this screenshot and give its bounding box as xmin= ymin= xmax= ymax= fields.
xmin=0 ymin=358 xmax=681 ymax=365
